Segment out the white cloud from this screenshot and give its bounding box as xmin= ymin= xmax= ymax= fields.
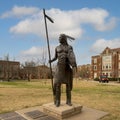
xmin=8 ymin=7 xmax=117 ymax=40
xmin=90 ymin=38 xmax=120 ymax=54
xmin=21 ymin=46 xmax=43 ymax=55
xmin=1 ymin=5 xmax=40 ymax=18
xmin=77 ymin=8 xmax=117 ymax=31
xmin=18 ymin=45 xmax=56 ymax=64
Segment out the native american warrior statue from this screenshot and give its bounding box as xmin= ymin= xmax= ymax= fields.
xmin=49 ymin=34 xmax=77 ymax=107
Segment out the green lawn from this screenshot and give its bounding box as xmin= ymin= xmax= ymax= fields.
xmin=0 ymin=79 xmax=120 ymax=120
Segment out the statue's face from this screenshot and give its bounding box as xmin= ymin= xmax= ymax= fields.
xmin=59 ymin=35 xmax=67 ymax=44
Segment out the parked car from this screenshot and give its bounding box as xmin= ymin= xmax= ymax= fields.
xmin=99 ymin=75 xmax=109 ymax=83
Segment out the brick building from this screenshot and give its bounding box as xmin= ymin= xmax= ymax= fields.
xmin=91 ymin=47 xmax=120 ymax=79
xmin=77 ymin=64 xmax=91 ymax=78
xmin=0 ymin=60 xmax=20 ymax=80
xmin=19 ymin=65 xmax=51 ymax=79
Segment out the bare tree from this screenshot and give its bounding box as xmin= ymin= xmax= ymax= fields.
xmin=4 ymin=54 xmax=10 ymax=81
xmin=24 ymin=60 xmax=36 ymax=67
xmin=22 ymin=60 xmax=36 ymax=81
xmin=37 ymin=47 xmax=47 ymax=65
xmin=36 ymin=47 xmax=48 ymax=79
xmin=20 ymin=48 xmax=49 ymax=80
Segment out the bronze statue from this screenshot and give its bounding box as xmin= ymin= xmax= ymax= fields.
xmin=49 ymin=34 xmax=77 ymax=107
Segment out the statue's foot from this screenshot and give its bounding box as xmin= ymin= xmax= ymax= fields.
xmin=54 ymin=100 xmax=56 ymax=105
xmin=56 ymin=103 xmax=60 ymax=107
xmin=67 ymin=103 xmax=72 ymax=106
xmin=55 ymin=100 xmax=60 ymax=107
xmin=66 ymin=101 xmax=72 ymax=106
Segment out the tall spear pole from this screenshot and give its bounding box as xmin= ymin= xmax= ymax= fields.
xmin=43 ymin=9 xmax=54 ymax=96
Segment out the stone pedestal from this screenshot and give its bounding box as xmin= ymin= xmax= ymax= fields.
xmin=42 ymin=101 xmax=83 ymax=120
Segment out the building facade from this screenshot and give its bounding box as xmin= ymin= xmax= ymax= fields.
xmin=19 ymin=65 xmax=51 ymax=79
xmin=77 ymin=64 xmax=91 ymax=79
xmin=91 ymin=47 xmax=120 ymax=79
xmin=0 ymin=60 xmax=20 ymax=80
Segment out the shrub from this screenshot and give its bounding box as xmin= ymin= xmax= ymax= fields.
xmin=108 ymin=78 xmax=120 ymax=81
xmin=94 ymin=77 xmax=99 ymax=81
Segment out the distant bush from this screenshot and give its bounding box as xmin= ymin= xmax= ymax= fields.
xmin=94 ymin=77 xmax=99 ymax=81
xmin=108 ymin=78 xmax=120 ymax=81
xmin=94 ymin=77 xmax=120 ymax=81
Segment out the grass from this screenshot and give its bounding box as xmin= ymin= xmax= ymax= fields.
xmin=0 ymin=79 xmax=120 ymax=120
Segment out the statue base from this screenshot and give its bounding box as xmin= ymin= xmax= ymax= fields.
xmin=42 ymin=101 xmax=83 ymax=119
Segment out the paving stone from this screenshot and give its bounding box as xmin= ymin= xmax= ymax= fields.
xmin=5 ymin=116 xmax=27 ymax=120
xmin=36 ymin=116 xmax=57 ymax=120
xmin=25 ymin=110 xmax=47 ymax=119
xmin=0 ymin=112 xmax=19 ymax=119
xmin=0 ymin=112 xmax=27 ymax=120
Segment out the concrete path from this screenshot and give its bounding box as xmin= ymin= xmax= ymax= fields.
xmin=0 ymin=104 xmax=108 ymax=120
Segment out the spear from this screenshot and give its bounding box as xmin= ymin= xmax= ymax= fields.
xmin=43 ymin=9 xmax=54 ymax=96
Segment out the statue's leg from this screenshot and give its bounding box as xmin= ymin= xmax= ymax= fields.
xmin=53 ymin=84 xmax=56 ymax=105
xmin=66 ymin=84 xmax=72 ymax=106
xmin=55 ymin=83 xmax=61 ymax=107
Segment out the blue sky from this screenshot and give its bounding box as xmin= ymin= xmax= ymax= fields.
xmin=0 ymin=0 xmax=120 ymax=65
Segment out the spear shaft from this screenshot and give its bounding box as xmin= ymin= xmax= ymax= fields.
xmin=43 ymin=9 xmax=54 ymax=95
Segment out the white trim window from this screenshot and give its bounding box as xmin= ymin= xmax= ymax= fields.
xmin=94 ymin=65 xmax=97 ymax=70
xmin=119 ymin=54 xmax=120 ymax=60
xmin=119 ymin=71 xmax=120 ymax=77
xmin=94 ymin=58 xmax=97 ymax=63
xmin=94 ymin=73 xmax=97 ymax=78
xmin=119 ymin=62 xmax=120 ymax=69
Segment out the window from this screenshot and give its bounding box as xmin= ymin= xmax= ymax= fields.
xmin=119 ymin=62 xmax=120 ymax=69
xmin=94 ymin=73 xmax=97 ymax=78
xmin=119 ymin=71 xmax=120 ymax=77
xmin=109 ymin=65 xmax=111 ymax=69
xmin=94 ymin=65 xmax=97 ymax=70
xmin=102 ymin=66 xmax=104 ymax=69
xmin=102 ymin=55 xmax=112 ymax=70
xmin=102 ymin=55 xmax=112 ymax=63
xmin=106 ymin=65 xmax=108 ymax=69
xmin=94 ymin=58 xmax=97 ymax=63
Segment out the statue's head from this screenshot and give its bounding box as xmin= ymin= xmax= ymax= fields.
xmin=59 ymin=34 xmax=67 ymax=44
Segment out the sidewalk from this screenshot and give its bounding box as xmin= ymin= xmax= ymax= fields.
xmin=0 ymin=103 xmax=109 ymax=120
